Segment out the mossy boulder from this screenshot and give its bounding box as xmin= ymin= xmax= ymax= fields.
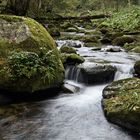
xmin=60 ymin=45 xmax=77 ymax=54
xmin=112 ymin=36 xmax=134 ymax=46
xmin=131 ymin=46 xmax=140 ymax=53
xmin=134 ymin=60 xmax=140 ymax=78
xmin=0 ymin=15 xmax=64 ymax=93
xmin=123 ymin=43 xmax=140 ymax=53
xmin=81 ymin=35 xmax=99 ymax=43
xmin=99 ymin=27 xmax=110 ymax=34
xmin=102 ymin=78 xmax=140 ymax=133
xmin=101 ymin=32 xmax=123 ymax=44
xmin=61 ymin=53 xmax=85 ymax=66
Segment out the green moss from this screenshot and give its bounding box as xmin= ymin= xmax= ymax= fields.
xmin=123 ymin=43 xmax=140 ymax=53
xmin=131 ymin=46 xmax=140 ymax=53
xmin=0 ymin=14 xmax=24 ymax=22
xmin=60 ymin=45 xmax=76 ymax=54
xmin=102 ymin=78 xmax=140 ymax=132
xmin=103 ymin=78 xmax=140 ymax=98
xmin=24 ymin=17 xmax=55 ymax=50
xmin=61 ymin=53 xmax=85 ymax=65
xmin=112 ymin=36 xmax=134 ymax=46
xmin=81 ymin=35 xmax=99 ymax=43
xmin=104 ymin=89 xmax=140 ymax=115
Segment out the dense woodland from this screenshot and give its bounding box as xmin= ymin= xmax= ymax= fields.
xmin=0 ymin=0 xmax=140 ymax=16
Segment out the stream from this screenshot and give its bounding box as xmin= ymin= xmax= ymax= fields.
xmin=0 ymin=37 xmax=140 ymax=140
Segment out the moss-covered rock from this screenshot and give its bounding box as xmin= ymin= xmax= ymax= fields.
xmin=60 ymin=45 xmax=77 ymax=54
xmin=0 ymin=15 xmax=64 ymax=93
xmin=123 ymin=43 xmax=140 ymax=53
xmin=134 ymin=60 xmax=140 ymax=78
xmin=81 ymin=35 xmax=99 ymax=43
xmin=102 ymin=78 xmax=140 ymax=133
xmin=112 ymin=36 xmax=134 ymax=46
xmin=131 ymin=46 xmax=140 ymax=53
xmin=101 ymin=32 xmax=123 ymax=44
xmin=61 ymin=53 xmax=85 ymax=66
xmin=99 ymin=27 xmax=110 ymax=34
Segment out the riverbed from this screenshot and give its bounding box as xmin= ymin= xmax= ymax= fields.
xmin=0 ymin=35 xmax=140 ymax=140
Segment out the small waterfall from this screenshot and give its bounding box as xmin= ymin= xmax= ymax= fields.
xmin=114 ymin=64 xmax=134 ymax=80
xmin=65 ymin=66 xmax=82 ymax=82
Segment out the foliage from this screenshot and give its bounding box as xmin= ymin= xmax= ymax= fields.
xmin=1 ymin=0 xmax=140 ymax=17
xmin=101 ymin=6 xmax=140 ymax=31
xmin=8 ymin=51 xmax=58 ymax=84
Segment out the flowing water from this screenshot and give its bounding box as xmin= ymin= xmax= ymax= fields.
xmin=0 ymin=39 xmax=140 ymax=140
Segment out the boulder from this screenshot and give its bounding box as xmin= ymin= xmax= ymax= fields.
xmin=123 ymin=43 xmax=140 ymax=53
xmin=102 ymin=78 xmax=140 ymax=133
xmin=134 ymin=60 xmax=140 ymax=78
xmin=62 ymin=83 xmax=80 ymax=93
xmin=112 ymin=36 xmax=134 ymax=46
xmin=99 ymin=28 xmax=110 ymax=34
xmin=60 ymin=45 xmax=77 ymax=54
xmin=81 ymin=35 xmax=99 ymax=43
xmin=61 ymin=53 xmax=85 ymax=66
xmin=131 ymin=46 xmax=140 ymax=53
xmin=101 ymin=45 xmax=122 ymax=52
xmin=0 ymin=15 xmax=64 ymax=93
xmin=100 ymin=37 xmax=111 ymax=44
xmin=101 ymin=32 xmax=123 ymax=44
xmin=77 ymin=63 xmax=117 ymax=84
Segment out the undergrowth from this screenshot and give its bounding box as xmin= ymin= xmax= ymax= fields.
xmin=101 ymin=6 xmax=140 ymax=31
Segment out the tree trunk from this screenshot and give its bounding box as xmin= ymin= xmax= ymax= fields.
xmin=36 ymin=14 xmax=110 ymax=21
xmin=128 ymin=0 xmax=131 ymax=7
xmin=6 ymin=0 xmax=30 ymax=15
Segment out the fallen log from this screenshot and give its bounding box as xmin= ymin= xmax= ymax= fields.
xmin=53 ymin=14 xmax=110 ymax=20
xmin=36 ymin=14 xmax=110 ymax=21
xmin=124 ymin=31 xmax=140 ymax=35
